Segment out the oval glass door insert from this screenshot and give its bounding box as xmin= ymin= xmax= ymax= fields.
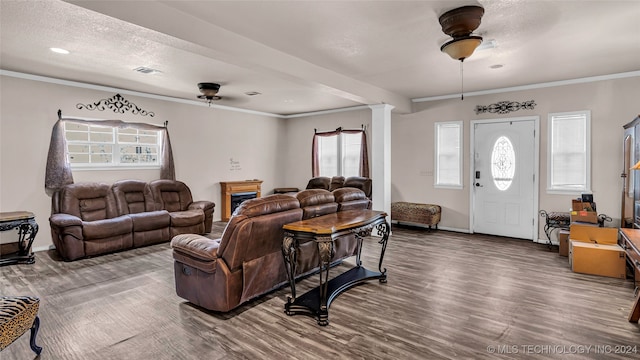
xmin=491 ymin=136 xmax=515 ymax=191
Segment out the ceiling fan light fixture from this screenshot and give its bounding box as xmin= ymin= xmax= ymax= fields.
xmin=197 ymin=82 xmax=223 ymax=104
xmin=438 ymin=5 xmax=485 ymax=61
xmin=197 ymin=82 xmax=221 ymax=97
xmin=440 ymin=36 xmax=483 ymax=61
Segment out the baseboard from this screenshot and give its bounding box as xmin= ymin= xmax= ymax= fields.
xmin=33 ymin=245 xmax=55 ymax=253
xmin=534 ymin=238 xmax=558 ymax=245
xmin=391 ymin=221 xmax=470 ymax=234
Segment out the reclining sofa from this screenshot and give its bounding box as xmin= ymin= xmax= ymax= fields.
xmin=170 ymin=187 xmax=371 ymax=312
xmin=49 ymin=179 xmax=214 ymax=261
xmin=306 ymin=176 xmax=372 ymax=198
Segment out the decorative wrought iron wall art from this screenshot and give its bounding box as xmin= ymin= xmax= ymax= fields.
xmin=475 ymin=100 xmax=536 ymax=115
xmin=77 ymin=93 xmax=155 ymax=117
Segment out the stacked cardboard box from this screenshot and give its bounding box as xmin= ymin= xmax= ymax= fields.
xmin=570 ymin=199 xmax=598 ymax=224
xmin=568 ymin=224 xmax=626 ymax=279
xmin=558 ymin=229 xmax=570 ymax=257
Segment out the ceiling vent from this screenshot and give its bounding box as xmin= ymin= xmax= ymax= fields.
xmin=133 ymin=66 xmax=161 ymax=74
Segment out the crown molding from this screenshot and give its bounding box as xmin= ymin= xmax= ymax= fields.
xmin=0 ymin=69 xmax=284 ymax=118
xmin=412 ymin=70 xmax=640 ymax=102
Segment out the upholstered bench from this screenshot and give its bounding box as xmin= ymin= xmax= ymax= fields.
xmin=0 ymin=296 xmax=42 ymax=355
xmin=391 ymin=202 xmax=441 ymax=230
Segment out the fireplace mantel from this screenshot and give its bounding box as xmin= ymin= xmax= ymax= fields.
xmin=220 ymin=180 xmax=263 ymax=221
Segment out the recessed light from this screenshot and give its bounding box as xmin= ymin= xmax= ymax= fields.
xmin=490 ymin=64 xmax=504 ymax=69
xmin=50 ymin=47 xmax=70 ymax=55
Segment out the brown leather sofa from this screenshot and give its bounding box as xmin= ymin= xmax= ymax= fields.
xmin=306 ymin=176 xmax=372 ymax=198
xmin=49 ymin=180 xmax=214 ymax=261
xmin=170 ymin=188 xmax=371 ymax=312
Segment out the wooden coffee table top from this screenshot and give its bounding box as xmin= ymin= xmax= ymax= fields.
xmin=0 ymin=211 xmax=34 ymax=222
xmin=283 ymin=210 xmax=387 ymax=235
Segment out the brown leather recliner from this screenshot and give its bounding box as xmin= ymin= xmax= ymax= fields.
xmin=149 ymin=179 xmax=215 ymax=236
xmin=333 ymin=187 xmax=372 ymax=210
xmin=112 ymin=180 xmax=171 ymax=247
xmin=305 ymin=176 xmax=331 ymax=190
xmin=171 ymin=195 xmax=303 ymax=312
xmin=343 ymin=176 xmax=372 ymax=198
xmin=170 ymin=189 xmax=372 ymax=313
xmin=49 ymin=183 xmax=133 ymax=261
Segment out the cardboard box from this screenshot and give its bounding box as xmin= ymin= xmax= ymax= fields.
xmin=569 ymin=240 xmax=626 ymax=278
xmin=568 ymin=224 xmax=618 ymax=245
xmin=559 ymin=229 xmax=570 ymax=257
xmin=570 ymin=200 xmax=598 ymax=223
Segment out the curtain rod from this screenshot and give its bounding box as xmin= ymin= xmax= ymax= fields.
xmin=314 ymin=124 xmax=366 ymax=134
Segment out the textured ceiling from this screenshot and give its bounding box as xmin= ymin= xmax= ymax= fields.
xmin=1 ymin=0 xmax=639 ymax=115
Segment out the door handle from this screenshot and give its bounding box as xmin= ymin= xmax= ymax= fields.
xmin=475 ymin=182 xmax=483 ymax=187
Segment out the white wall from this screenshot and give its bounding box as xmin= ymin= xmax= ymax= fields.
xmin=0 ymin=75 xmax=286 ymax=251
xmin=2 ymin=73 xmax=638 ymax=252
xmin=393 ymin=76 xmax=640 ymax=236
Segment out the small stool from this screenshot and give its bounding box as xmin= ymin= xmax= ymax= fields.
xmin=391 ymin=202 xmax=441 ymax=230
xmin=0 ymin=296 xmax=42 ymax=355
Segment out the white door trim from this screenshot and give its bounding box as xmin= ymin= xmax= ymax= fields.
xmin=469 ymin=116 xmax=540 ymax=241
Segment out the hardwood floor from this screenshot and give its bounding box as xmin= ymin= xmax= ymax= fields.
xmin=1 ymin=223 xmax=639 ymax=359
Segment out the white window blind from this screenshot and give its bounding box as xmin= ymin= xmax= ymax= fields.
xmin=547 ymin=111 xmax=591 ymax=193
xmin=65 ymin=122 xmax=162 ymax=168
xmin=435 ymin=121 xmax=463 ymax=188
xmin=317 ymin=132 xmax=362 ymax=177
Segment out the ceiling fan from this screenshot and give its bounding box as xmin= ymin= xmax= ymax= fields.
xmin=438 ymin=5 xmax=485 ymax=100
xmin=439 ymin=5 xmax=484 ymax=61
xmin=197 ymin=82 xmax=223 ymax=105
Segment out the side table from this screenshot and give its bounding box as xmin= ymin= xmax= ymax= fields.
xmin=0 ymin=211 xmax=38 ymax=266
xmin=282 ymin=210 xmax=390 ymax=326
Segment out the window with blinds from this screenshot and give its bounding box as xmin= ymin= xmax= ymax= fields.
xmin=435 ymin=121 xmax=463 ymax=188
xmin=65 ymin=122 xmax=162 ymax=168
xmin=317 ymin=132 xmax=362 ymax=177
xmin=547 ymin=110 xmax=591 ymax=193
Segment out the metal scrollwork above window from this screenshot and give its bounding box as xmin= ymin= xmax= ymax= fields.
xmin=475 ymin=100 xmax=536 ymax=115
xmin=77 ymin=93 xmax=155 ymax=117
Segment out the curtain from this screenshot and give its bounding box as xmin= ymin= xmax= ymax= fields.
xmin=311 ymin=127 xmax=369 ymax=178
xmin=45 ymin=117 xmax=175 ymax=195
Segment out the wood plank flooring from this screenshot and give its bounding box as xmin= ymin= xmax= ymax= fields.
xmin=1 ymin=223 xmax=639 ymax=359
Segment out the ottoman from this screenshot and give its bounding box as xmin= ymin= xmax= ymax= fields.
xmin=0 ymin=296 xmax=42 ymax=355
xmin=391 ymin=202 xmax=441 ymax=230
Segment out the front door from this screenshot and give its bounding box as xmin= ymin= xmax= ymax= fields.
xmin=472 ymin=118 xmax=537 ymax=240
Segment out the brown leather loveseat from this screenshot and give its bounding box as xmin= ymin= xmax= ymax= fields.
xmin=170 ymin=187 xmax=370 ymax=312
xmin=49 ymin=180 xmax=214 ymax=261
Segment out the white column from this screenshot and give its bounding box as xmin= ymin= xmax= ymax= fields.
xmin=368 ymin=104 xmax=394 ymax=221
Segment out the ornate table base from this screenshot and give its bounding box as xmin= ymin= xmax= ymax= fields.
xmin=0 ymin=211 xmax=38 ymax=266
xmin=282 ymin=210 xmax=390 ymax=326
